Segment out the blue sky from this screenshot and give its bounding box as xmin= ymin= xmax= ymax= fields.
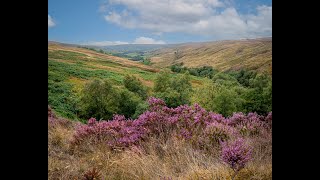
xmin=48 ymin=0 xmax=272 ymax=45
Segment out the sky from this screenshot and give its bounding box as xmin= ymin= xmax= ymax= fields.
xmin=48 ymin=0 xmax=272 ymax=45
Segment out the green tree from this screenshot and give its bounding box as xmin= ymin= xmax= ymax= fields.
xmin=154 ymin=88 xmax=181 ymax=107
xmin=213 ymin=86 xmax=242 ymax=117
xmin=153 ymin=70 xmax=171 ymax=92
xmin=234 ymin=70 xmax=257 ymax=87
xmin=117 ymin=89 xmax=142 ymax=118
xmin=212 ymin=72 xmax=239 ymax=87
xmin=192 ymin=81 xmax=246 ymax=116
xmin=243 ymin=74 xmax=272 ymax=114
xmin=132 ymin=101 xmax=149 ymax=119
xmin=123 ymin=75 xmax=148 ymax=100
xmin=172 ymin=72 xmax=192 ymax=105
xmin=191 ymin=80 xmax=217 ymax=110
xmin=154 ymin=71 xmax=192 ymax=107
xmin=79 ymin=79 xmax=120 ymax=120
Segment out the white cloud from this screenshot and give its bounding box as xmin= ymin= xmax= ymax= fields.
xmin=83 ymin=41 xmax=129 ymax=46
xmin=48 ymin=15 xmax=55 ymax=28
xmin=82 ymin=37 xmax=165 ymax=46
xmin=102 ymin=0 xmax=272 ymax=39
xmin=98 ymin=4 xmax=108 ymax=12
xmin=133 ymin=37 xmax=165 ymax=44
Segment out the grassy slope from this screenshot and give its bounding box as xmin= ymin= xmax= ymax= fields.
xmin=150 ymin=38 xmax=272 ymax=75
xmin=48 ymin=43 xmax=206 ymax=118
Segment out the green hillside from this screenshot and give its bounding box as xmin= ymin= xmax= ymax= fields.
xmin=48 ymin=42 xmax=205 ymax=119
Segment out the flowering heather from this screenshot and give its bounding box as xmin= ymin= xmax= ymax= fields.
xmin=227 ymin=112 xmax=266 ymax=136
xmin=204 ymin=122 xmax=235 ymax=143
xmin=87 ymin=118 xmax=97 ymax=126
xmin=70 ymin=97 xmax=271 ymax=152
xmin=227 ymin=112 xmax=247 ymax=126
xmin=180 ymin=128 xmax=192 ymax=139
xmin=206 ymin=112 xmax=226 ymax=124
xmin=221 ymin=138 xmax=253 ymax=172
xmin=148 ymin=97 xmax=166 ymax=111
xmin=265 ymin=111 xmax=272 ymax=128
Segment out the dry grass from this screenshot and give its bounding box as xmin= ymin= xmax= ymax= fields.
xmin=49 ymin=120 xmax=271 ymax=180
xmin=150 ymin=38 xmax=272 ymax=74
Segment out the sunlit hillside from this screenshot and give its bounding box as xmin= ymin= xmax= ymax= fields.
xmin=150 ymin=38 xmax=272 ymax=75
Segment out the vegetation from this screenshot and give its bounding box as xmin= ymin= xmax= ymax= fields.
xmin=48 ymin=45 xmax=271 ymax=119
xmin=48 ymin=44 xmax=159 ymax=120
xmin=192 ymin=71 xmax=271 ymax=117
xmin=49 ymin=99 xmax=271 ymax=179
xmin=78 ymin=79 xmax=120 ymax=120
xmin=150 ymin=38 xmax=272 ymax=74
xmin=171 ymin=63 xmax=217 ymax=78
xmin=170 ymin=65 xmax=272 ymax=117
xmin=142 ymin=57 xmax=151 ymax=65
xmin=123 ymin=75 xmax=148 ymax=100
xmin=48 ymin=42 xmax=272 ymax=179
xmin=153 ymin=70 xmax=192 ymax=107
xmin=80 ymin=46 xmax=110 ymax=55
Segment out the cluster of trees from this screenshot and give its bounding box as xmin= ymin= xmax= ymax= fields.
xmin=65 ymin=68 xmax=271 ymax=121
xmin=76 ymin=72 xmax=194 ymax=121
xmin=129 ymin=55 xmax=144 ymax=61
xmin=109 ymin=52 xmax=145 ymax=61
xmin=153 ymin=70 xmax=192 ymax=107
xmin=192 ymin=71 xmax=272 ymax=116
xmin=80 ymin=47 xmax=109 ymax=55
xmin=171 ymin=63 xmax=216 ymax=78
xmin=142 ymin=58 xmax=151 ymax=65
xmin=170 ymin=64 xmax=272 ymax=116
xmin=78 ymin=75 xmax=149 ymax=120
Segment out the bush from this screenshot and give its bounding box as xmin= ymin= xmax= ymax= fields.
xmin=192 ymin=71 xmax=271 ymax=116
xmin=72 ymin=97 xmax=271 ymax=154
xmin=154 ymin=71 xmax=192 ymax=107
xmin=221 ymin=138 xmax=253 ymax=180
xmin=78 ymin=79 xmax=120 ymax=120
xmin=123 ymin=75 xmax=148 ymax=100
xmin=132 ymin=101 xmax=149 ymax=119
xmin=243 ymin=74 xmax=272 ymax=115
xmin=118 ymin=89 xmax=142 ymax=118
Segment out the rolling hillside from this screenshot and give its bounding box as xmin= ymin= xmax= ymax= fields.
xmin=149 ymin=38 xmax=272 ymax=74
xmin=48 ymin=42 xmax=206 ymax=118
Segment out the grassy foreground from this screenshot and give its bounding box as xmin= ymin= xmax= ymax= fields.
xmin=48 ymin=102 xmax=272 ymax=180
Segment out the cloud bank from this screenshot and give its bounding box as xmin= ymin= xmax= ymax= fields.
xmin=83 ymin=37 xmax=166 ymax=46
xmin=103 ymin=0 xmax=271 ymax=39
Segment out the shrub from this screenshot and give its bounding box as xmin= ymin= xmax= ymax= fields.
xmin=72 ymin=97 xmax=270 ymax=155
xmin=228 ymin=112 xmax=266 ymax=137
xmin=204 ymin=122 xmax=234 ymax=143
xmin=79 ymin=79 xmax=120 ymax=120
xmin=154 ymin=71 xmax=192 ymax=107
xmin=123 ymin=75 xmax=148 ymax=100
xmin=221 ymin=138 xmax=253 ymax=180
xmin=117 ymin=89 xmax=142 ymax=118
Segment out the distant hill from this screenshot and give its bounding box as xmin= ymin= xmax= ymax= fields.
xmin=149 ymin=38 xmax=272 ymax=74
xmin=49 ymin=38 xmax=272 ymax=74
xmin=48 ymin=41 xmax=79 ymax=47
xmin=100 ymin=44 xmax=174 ymax=53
